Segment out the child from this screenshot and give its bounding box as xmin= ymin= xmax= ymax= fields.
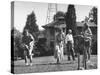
xmin=22 ymin=29 xmax=34 ymax=66
xmin=82 ymin=23 xmax=92 ymax=63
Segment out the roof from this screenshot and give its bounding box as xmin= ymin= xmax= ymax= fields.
xmin=76 ymin=22 xmax=97 ymax=27
xmin=42 ymin=21 xmax=56 ymax=28
xmin=42 ymin=20 xmax=66 ymax=29
xmin=42 ymin=21 xmax=97 ymax=29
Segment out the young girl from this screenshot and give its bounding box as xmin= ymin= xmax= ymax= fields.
xmin=82 ymin=23 xmax=92 ymax=62
xmin=22 ymin=29 xmax=34 ymax=66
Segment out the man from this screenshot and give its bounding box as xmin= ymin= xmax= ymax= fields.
xmin=82 ymin=23 xmax=92 ymax=63
xmin=65 ymin=29 xmax=75 ymax=61
xmin=22 ymin=29 xmax=34 ymax=66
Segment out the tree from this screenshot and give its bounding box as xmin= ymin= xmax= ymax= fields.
xmin=11 ymin=28 xmax=23 ymax=60
xmin=23 ymin=11 xmax=39 ymax=38
xmin=89 ymin=7 xmax=97 ymax=25
xmin=65 ymin=5 xmax=77 ymax=35
xmin=53 ymin=11 xmax=65 ymax=21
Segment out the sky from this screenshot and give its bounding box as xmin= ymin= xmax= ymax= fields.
xmin=14 ymin=1 xmax=94 ymax=32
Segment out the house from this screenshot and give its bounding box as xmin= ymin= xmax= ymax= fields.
xmin=42 ymin=18 xmax=97 ymax=53
xmin=42 ymin=17 xmax=66 ymax=51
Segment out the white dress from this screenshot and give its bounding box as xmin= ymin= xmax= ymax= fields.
xmin=54 ymin=33 xmax=64 ymax=61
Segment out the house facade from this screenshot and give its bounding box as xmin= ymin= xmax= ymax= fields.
xmin=42 ymin=17 xmax=66 ymax=51
xmin=42 ymin=19 xmax=97 ymax=54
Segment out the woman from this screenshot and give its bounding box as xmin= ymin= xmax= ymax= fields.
xmin=54 ymin=29 xmax=64 ymax=64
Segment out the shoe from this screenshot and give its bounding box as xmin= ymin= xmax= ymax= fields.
xmin=87 ymin=60 xmax=91 ymax=64
xmin=31 ymin=53 xmax=34 ymax=56
xmin=68 ymin=57 xmax=71 ymax=61
xmin=68 ymin=58 xmax=71 ymax=61
xmin=25 ymin=63 xmax=29 ymax=66
xmin=73 ymin=58 xmax=75 ymax=61
xmin=57 ymin=62 xmax=60 ymax=64
xmin=57 ymin=59 xmax=60 ymax=64
xmin=79 ymin=67 xmax=85 ymax=70
xmin=30 ymin=63 xmax=33 ymax=66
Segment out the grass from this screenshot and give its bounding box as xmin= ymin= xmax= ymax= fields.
xmin=13 ymin=55 xmax=97 ymax=74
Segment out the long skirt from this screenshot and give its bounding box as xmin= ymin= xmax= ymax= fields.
xmin=54 ymin=43 xmax=64 ymax=61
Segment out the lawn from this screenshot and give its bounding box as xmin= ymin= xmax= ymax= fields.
xmin=13 ymin=55 xmax=97 ymax=74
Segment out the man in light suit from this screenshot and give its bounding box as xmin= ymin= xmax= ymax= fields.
xmin=66 ymin=29 xmax=75 ymax=61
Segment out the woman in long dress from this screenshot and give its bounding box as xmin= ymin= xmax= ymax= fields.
xmin=54 ymin=29 xmax=65 ymax=64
